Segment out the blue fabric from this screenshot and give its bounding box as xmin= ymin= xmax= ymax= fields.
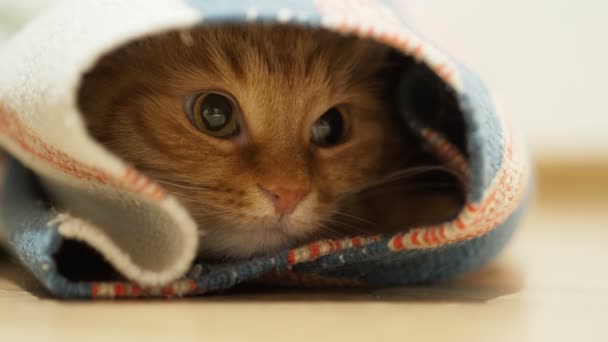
xmin=1 ymin=160 xmax=93 ymax=298
xmin=187 ymin=0 xmax=321 ymax=24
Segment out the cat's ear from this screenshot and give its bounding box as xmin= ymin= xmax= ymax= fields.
xmin=395 ymin=58 xmax=467 ymax=156
xmin=360 ymin=40 xmax=395 ymax=67
xmin=380 ymin=47 xmax=415 ymax=72
xmin=370 ymin=47 xmax=416 ymax=103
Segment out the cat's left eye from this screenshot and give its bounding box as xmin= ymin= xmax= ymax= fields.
xmin=311 ymin=107 xmax=350 ymax=148
xmin=188 ymin=92 xmax=240 ymax=138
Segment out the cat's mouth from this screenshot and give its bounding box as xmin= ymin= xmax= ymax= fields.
xmin=266 ymin=220 xmax=288 ymax=232
xmin=251 ymin=215 xmax=309 ymax=235
xmin=197 ymin=219 xmax=307 ymax=258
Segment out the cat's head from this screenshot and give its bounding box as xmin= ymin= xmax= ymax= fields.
xmin=79 ymin=25 xmax=408 ymax=258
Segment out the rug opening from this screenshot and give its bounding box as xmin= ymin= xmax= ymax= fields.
xmin=54 ymin=239 xmax=124 ymax=282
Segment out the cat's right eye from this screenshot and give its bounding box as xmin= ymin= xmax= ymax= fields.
xmin=189 ymin=92 xmax=240 ymax=138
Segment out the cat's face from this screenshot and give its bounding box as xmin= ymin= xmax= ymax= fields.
xmin=79 ymin=25 xmax=407 ymax=258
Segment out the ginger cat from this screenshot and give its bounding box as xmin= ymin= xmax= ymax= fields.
xmin=79 ymin=24 xmax=462 ymax=259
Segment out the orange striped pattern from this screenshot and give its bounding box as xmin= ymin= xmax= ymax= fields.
xmin=316 ymin=0 xmax=460 ymax=89
xmin=0 ymin=104 xmax=166 ymax=201
xmin=287 ymin=236 xmax=383 ymax=265
xmin=91 ymin=280 xmax=198 ymax=299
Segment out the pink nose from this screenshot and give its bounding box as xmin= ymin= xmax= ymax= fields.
xmin=258 ymin=184 xmax=309 ymax=215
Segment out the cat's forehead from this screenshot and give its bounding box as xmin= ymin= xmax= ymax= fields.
xmin=148 ymin=25 xmax=390 ymax=93
xmin=234 ymin=80 xmax=329 ymax=142
xmin=190 ymin=25 xmax=384 ymax=75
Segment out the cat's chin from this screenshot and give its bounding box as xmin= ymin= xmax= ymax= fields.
xmin=196 ymin=223 xmax=317 ymax=260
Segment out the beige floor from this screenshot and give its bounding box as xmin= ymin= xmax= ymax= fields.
xmin=0 ymin=161 xmax=607 ymax=342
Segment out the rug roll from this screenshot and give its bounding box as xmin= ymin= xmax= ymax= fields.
xmin=0 ymin=0 xmax=530 ymax=299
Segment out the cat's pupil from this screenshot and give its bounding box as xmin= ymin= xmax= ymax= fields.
xmin=311 ymin=107 xmax=345 ymax=147
xmin=199 ymin=94 xmax=232 ymax=131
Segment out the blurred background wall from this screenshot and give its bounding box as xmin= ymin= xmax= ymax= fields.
xmin=0 ymin=0 xmax=55 ymax=41
xmin=1 ymin=0 xmax=606 ymax=160
xmin=400 ymin=0 xmax=608 ymax=160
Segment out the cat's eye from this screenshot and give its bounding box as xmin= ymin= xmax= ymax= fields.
xmin=311 ymin=107 xmax=349 ymax=147
xmin=189 ymin=92 xmax=240 ymax=138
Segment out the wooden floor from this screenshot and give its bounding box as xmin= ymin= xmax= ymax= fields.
xmin=0 ymin=161 xmax=607 ymax=341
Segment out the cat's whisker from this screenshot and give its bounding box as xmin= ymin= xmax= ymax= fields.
xmin=357 ymin=165 xmax=459 ymax=192
xmin=331 ymin=210 xmax=375 ymax=225
xmin=187 ymin=205 xmax=243 ymax=218
xmin=171 ymin=197 xmax=226 ymax=210
xmin=353 ymin=182 xmax=462 ymax=200
xmin=384 ymin=165 xmax=451 ymax=178
xmin=168 ymin=192 xmax=204 ymax=201
xmin=168 ymin=193 xmax=242 ymax=211
xmin=321 ymin=216 xmax=371 ymax=237
xmin=150 ymin=178 xmax=215 ymax=191
xmin=316 ymin=221 xmax=344 ymax=238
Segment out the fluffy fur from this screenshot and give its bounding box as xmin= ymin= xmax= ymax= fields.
xmin=79 ymin=24 xmax=461 ymax=258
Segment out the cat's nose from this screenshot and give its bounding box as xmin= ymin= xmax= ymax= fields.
xmin=258 ymin=184 xmax=309 ymax=215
